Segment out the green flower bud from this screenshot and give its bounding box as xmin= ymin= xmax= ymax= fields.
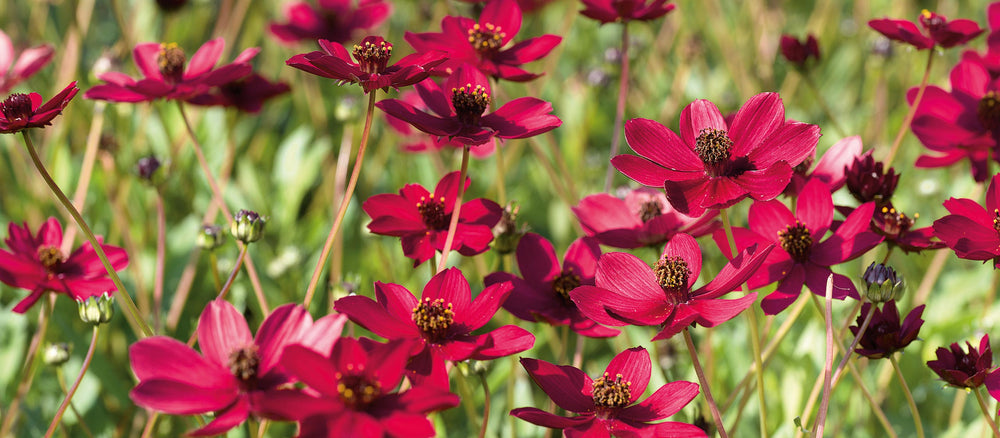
xmin=491 ymin=202 xmax=526 ymax=255
xmin=43 ymin=343 xmax=71 ymax=366
xmin=862 ymin=262 xmax=905 ymax=304
xmin=78 ymin=293 xmax=114 ymax=325
xmin=197 ymin=224 xmax=226 ymax=250
xmin=231 ymin=210 xmax=265 ymax=243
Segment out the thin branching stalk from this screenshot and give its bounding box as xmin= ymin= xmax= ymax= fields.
xmin=974 ymin=387 xmax=1000 ymax=437
xmin=683 ymin=329 xmax=729 ymax=438
xmin=829 ymin=299 xmax=872 ymax=387
xmin=152 ymin=191 xmax=166 ymax=332
xmin=55 ymin=367 xmax=95 ymax=438
xmin=43 ymin=326 xmax=100 ymax=438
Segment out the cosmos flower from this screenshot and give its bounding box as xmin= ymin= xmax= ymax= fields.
xmin=850 ymin=300 xmax=924 ymax=359
xmin=869 ymin=9 xmax=983 ymax=50
xmin=785 ymin=136 xmax=862 ymax=197
xmin=385 ymin=90 xmax=497 ymax=158
xmin=927 ymin=334 xmax=994 ymax=389
xmin=269 ymin=0 xmax=391 ymax=45
xmin=0 ymin=30 xmax=54 ymax=94
xmin=579 ymin=0 xmax=676 ymax=24
xmin=572 ymin=187 xmax=719 ymax=249
xmin=0 ymin=82 xmax=78 ymax=134
xmin=186 ymin=73 xmax=290 ymax=113
xmin=779 ymin=34 xmax=820 ymax=69
xmin=933 ymin=173 xmax=1000 ymax=267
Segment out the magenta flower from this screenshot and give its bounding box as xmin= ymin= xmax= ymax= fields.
xmin=484 ymin=233 xmax=618 ymax=338
xmin=579 ymin=0 xmax=676 ymax=24
xmin=286 ymin=36 xmax=446 ymax=94
xmin=405 ymin=0 xmax=562 ymax=82
xmin=784 ymin=136 xmax=862 ymax=197
xmin=334 ymin=267 xmax=534 ymax=387
xmin=612 ymin=93 xmax=819 ymax=216
xmin=933 ymin=173 xmax=1000 ymax=267
xmin=129 ymin=301 xmax=338 ymax=436
xmin=571 ymin=233 xmax=772 ymax=340
xmin=962 ymin=3 xmax=1000 ymax=78
xmin=511 ymin=347 xmax=706 ymax=437
xmin=386 ymin=90 xmax=497 ymax=158
xmin=869 ymin=10 xmax=983 ymax=50
xmin=572 ymin=187 xmax=719 ymax=249
xmin=779 ymin=34 xmax=820 ymax=69
xmin=715 ymin=179 xmax=883 ymax=314
xmin=850 ymin=300 xmax=924 ymax=359
xmin=84 ymin=39 xmax=257 ymax=103
xmin=0 ymin=217 xmax=127 ymax=313
xmin=0 ymin=30 xmax=54 ymax=94
xmin=186 ymin=72 xmax=290 ymax=113
xmin=0 ymin=82 xmax=78 ymax=134
xmin=867 ymin=203 xmax=943 ymax=253
xmin=377 ymin=64 xmax=561 ymax=146
xmin=269 ymin=0 xmax=391 ymax=45
xmin=928 ymin=334 xmax=994 ymax=389
xmin=362 ymin=170 xmax=502 ymax=266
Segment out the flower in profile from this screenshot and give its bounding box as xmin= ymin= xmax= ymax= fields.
xmin=572 ymin=187 xmax=719 ymax=249
xmin=933 ymin=173 xmax=1000 ymax=267
xmin=334 ymin=267 xmax=534 ymax=387
xmin=511 ymin=347 xmax=706 ymax=437
xmin=376 ymin=64 xmax=561 ymax=146
xmin=129 ymin=301 xmax=338 ymax=436
xmin=867 ymin=202 xmax=942 ymax=253
xmin=927 ymin=334 xmax=993 ymax=389
xmin=269 ymin=0 xmax=391 ymax=45
xmin=612 ymin=93 xmax=819 ymax=216
xmin=571 ymin=233 xmax=772 ymax=340
xmin=362 ymin=171 xmax=502 ymax=266
xmin=869 ymin=10 xmax=983 ymax=50
xmin=715 ymin=179 xmax=883 ymax=314
xmin=579 ymin=0 xmax=676 ymax=24
xmin=84 ymin=39 xmax=257 ymax=103
xmin=286 ymin=36 xmax=447 ymax=94
xmin=784 ymin=135 xmax=862 ymax=197
xmin=405 ymin=0 xmax=562 ymax=82
xmin=186 ymin=72 xmax=290 ymax=113
xmin=0 ymin=217 xmax=127 ymax=313
xmin=0 ymin=82 xmax=78 ymax=134
xmin=844 ymin=151 xmax=899 ymax=205
xmin=484 ymin=233 xmax=618 ymax=338
xmin=0 ymin=30 xmax=54 ymax=94
xmin=386 ymin=90 xmax=497 ymax=158
xmin=850 ymin=300 xmax=924 ymax=359
xmin=780 ymin=34 xmax=820 ymax=69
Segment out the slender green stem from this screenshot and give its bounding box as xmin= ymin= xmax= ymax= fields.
xmin=884 ymin=49 xmax=934 ymax=167
xmin=683 ymin=329 xmax=729 ymax=438
xmin=304 ymin=91 xmax=378 ymax=308
xmin=0 ymin=296 xmax=53 ymax=436
xmin=478 ymin=370 xmax=491 ymax=438
xmin=975 ymin=388 xmax=1000 ymax=438
xmin=152 ymin=191 xmax=166 ymax=332
xmin=603 ymin=23 xmax=630 ymax=192
xmin=437 ymin=145 xmax=472 ymax=273
xmin=21 ymin=132 xmax=151 ymax=337
xmin=44 ymin=326 xmax=99 ymax=438
xmin=140 ymin=412 xmax=159 ymax=438
xmin=813 ymin=275 xmax=834 ymax=437
xmin=889 ymin=355 xmax=925 ymax=438
xmin=61 ymin=101 xmax=105 ymax=253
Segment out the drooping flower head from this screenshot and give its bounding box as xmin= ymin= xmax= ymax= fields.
xmin=933 ymin=173 xmax=1000 ymax=267
xmin=572 ymin=187 xmax=719 ymax=249
xmin=405 ymin=0 xmax=562 ymax=82
xmin=784 ymin=135 xmax=862 ymax=197
xmin=186 ymin=72 xmax=290 ymax=113
xmin=0 ymin=217 xmax=127 ymax=313
xmin=869 ymin=9 xmax=983 ymax=50
xmin=0 ymin=82 xmax=78 ymax=134
xmin=511 ymin=347 xmax=706 ymax=437
xmin=0 ymin=30 xmax=54 ymax=94
xmin=850 ymin=300 xmax=924 ymax=359
xmin=579 ymin=0 xmax=676 ymax=24
xmin=269 ymin=0 xmax=391 ymax=45
xmin=779 ymin=34 xmax=820 ymax=69
xmin=927 ymin=334 xmax=994 ymax=389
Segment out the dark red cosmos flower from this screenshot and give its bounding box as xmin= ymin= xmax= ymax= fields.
xmin=572 ymin=187 xmax=719 ymax=249
xmin=869 ymin=10 xmax=983 ymax=50
xmin=362 ymin=170 xmax=502 ymax=266
xmin=84 ymin=39 xmax=257 ymax=103
xmin=334 ymin=267 xmax=534 ymax=387
xmin=129 ymin=300 xmax=338 ymax=436
xmin=186 ymin=73 xmax=290 ymax=113
xmin=0 ymin=217 xmax=127 ymax=313
xmin=715 ymin=179 xmax=883 ymax=315
xmin=784 ymin=135 xmax=862 ymax=197
xmin=286 ymin=36 xmax=446 ymax=94
xmin=269 ymin=0 xmax=390 ymax=46
xmin=484 ymin=233 xmax=618 ymax=338
xmin=511 ymin=347 xmax=705 ymax=437
xmin=571 ymin=233 xmax=772 ymax=341
xmin=962 ymin=3 xmax=1000 ymax=78
xmin=386 ymin=90 xmax=496 ymax=159
xmin=579 ymin=0 xmax=676 ymax=24
xmin=405 ymin=0 xmax=562 ymax=82
xmin=612 ymin=93 xmax=819 ymax=217
xmin=867 ymin=203 xmax=943 ymax=253
xmin=273 ymin=338 xmax=460 ymax=438
xmin=928 ymin=334 xmax=994 ymax=389
xmin=0 ymin=82 xmax=78 ymax=134
xmin=850 ymin=300 xmax=924 ymax=360
xmin=844 ymin=151 xmax=899 ymax=204
xmin=0 ymin=30 xmax=54 ymax=94
xmin=779 ymin=34 xmax=820 ymax=69
xmin=933 ymin=173 xmax=1000 ymax=267
xmin=376 ymin=64 xmax=561 ymax=146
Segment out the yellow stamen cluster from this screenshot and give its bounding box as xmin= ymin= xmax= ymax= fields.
xmin=413 ymin=297 xmax=455 ymax=340
xmin=592 ymin=372 xmax=631 ymax=408
xmin=467 ymin=23 xmax=506 ymax=52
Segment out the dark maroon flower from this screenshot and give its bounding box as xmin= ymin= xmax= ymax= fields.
xmin=933 ymin=173 xmax=1000 ymax=267
xmin=850 ymin=300 xmax=924 ymax=359
xmin=362 ymin=170 xmax=502 ymax=266
xmin=715 ymin=179 xmax=883 ymax=314
xmin=286 ymin=36 xmax=446 ymax=94
xmin=869 ymin=10 xmax=983 ymax=50
xmin=186 ymin=73 xmax=290 ymax=113
xmin=0 ymin=82 xmax=77 ymax=134
xmin=386 ymin=90 xmax=497 ymax=158
xmin=334 ymin=267 xmax=534 ymax=387
xmin=84 ymin=39 xmax=257 ymax=103
xmin=572 ymin=187 xmax=719 ymax=249
xmin=571 ymin=233 xmax=772 ymax=340
xmin=928 ymin=334 xmax=994 ymax=389
xmin=0 ymin=30 xmax=54 ymax=94
xmin=511 ymin=347 xmax=706 ymax=437
xmin=269 ymin=0 xmax=391 ymax=45
xmin=376 ymin=64 xmax=561 ymax=146
xmin=0 ymin=217 xmax=128 ymax=313
xmin=785 ymin=135 xmax=863 ymax=197
xmin=579 ymin=0 xmax=676 ymax=24
xmin=868 ymin=203 xmax=943 ymax=253
xmin=845 ymin=151 xmax=899 ymax=204
xmin=780 ymin=34 xmax=820 ymax=68
xmin=612 ymin=93 xmax=819 ymax=216
xmin=405 ymin=0 xmax=561 ymax=82
xmin=484 ymin=233 xmax=618 ymax=338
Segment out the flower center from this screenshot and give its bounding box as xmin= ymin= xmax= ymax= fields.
xmin=694 ymin=128 xmax=733 ymax=172
xmin=591 ymin=372 xmax=631 ymax=409
xmin=878 ymin=206 xmax=915 ymax=237
xmin=551 ymin=268 xmax=581 ymax=302
xmin=654 ymin=256 xmax=691 ymax=303
xmin=778 ymin=222 xmax=813 ymax=262
xmin=336 ymin=373 xmax=381 ymax=410
xmin=994 ymin=209 xmax=1000 ymax=232
xmin=416 ymin=195 xmax=450 ymax=230
xmin=36 ymin=246 xmax=64 ymax=271
xmin=227 ymin=344 xmax=261 ymax=384
xmin=639 ymin=200 xmax=663 ymax=223
xmin=467 ymin=23 xmax=506 ymax=53
xmin=412 ymin=297 xmax=454 ymax=342
xmin=920 ymin=9 xmax=944 ymax=30
xmin=158 ymin=43 xmax=186 ymax=83
xmin=1 ymin=93 xmax=33 ymax=122
xmin=451 ymin=83 xmax=491 ymax=126
xmin=978 ymin=91 xmax=1000 ymax=130
xmin=352 ymin=39 xmax=392 ymax=74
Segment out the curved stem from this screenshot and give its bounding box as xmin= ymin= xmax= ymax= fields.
xmin=478 ymin=370 xmax=491 ymax=438
xmin=303 ymin=91 xmax=378 ymax=309
xmin=889 ymin=354 xmax=925 ymax=438
xmin=43 ymin=326 xmax=99 ymax=438
xmin=603 ymin=23 xmax=630 ymax=192
xmin=813 ymin=275 xmax=835 ymax=437
xmin=0 ymin=296 xmax=52 ymax=436
xmin=437 ymin=145 xmax=472 ymax=273
xmin=21 ymin=132 xmax=151 ymax=337
xmin=152 ymin=191 xmax=166 ymax=332
xmin=884 ymin=49 xmax=934 ymax=167
xmin=54 ymin=365 xmax=95 ymax=438
xmin=683 ymin=329 xmax=729 ymax=438
xmin=139 ymin=412 xmax=159 ymax=438
xmin=829 ymin=299 xmax=871 ymax=388
xmin=975 ymin=388 xmax=1000 ymax=438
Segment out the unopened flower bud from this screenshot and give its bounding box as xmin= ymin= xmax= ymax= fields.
xmin=43 ymin=343 xmax=71 ymax=366
xmin=78 ymin=293 xmax=114 ymax=325
xmin=862 ymin=262 xmax=905 ymax=303
xmin=197 ymin=224 xmax=226 ymax=250
xmin=136 ymin=155 xmax=165 ymax=185
xmin=492 ymin=202 xmax=525 ymax=255
xmin=231 ymin=210 xmax=265 ymax=243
